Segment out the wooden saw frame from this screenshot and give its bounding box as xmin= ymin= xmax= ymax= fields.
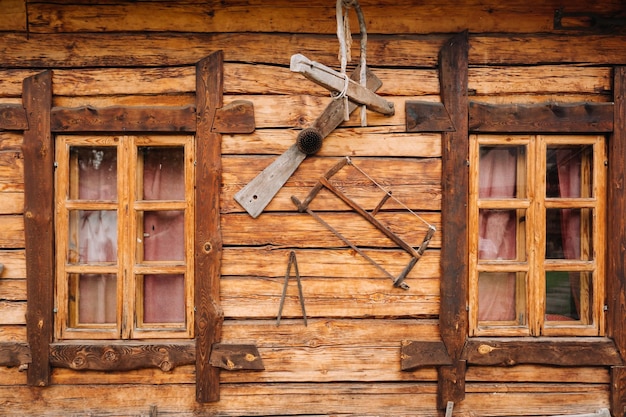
xmin=291 ymin=157 xmax=436 ymax=290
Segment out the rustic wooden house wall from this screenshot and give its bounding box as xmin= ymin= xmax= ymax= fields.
xmin=0 ymin=0 xmax=626 ymax=416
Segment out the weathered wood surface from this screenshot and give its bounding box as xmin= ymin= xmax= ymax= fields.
xmin=0 ymin=104 xmax=27 ymax=131
xmin=405 ymin=101 xmax=455 ymax=132
xmin=194 ymin=51 xmax=224 ymax=403
xmin=0 ymin=382 xmax=609 ymax=417
xmin=49 ymin=342 xmax=195 ymax=372
xmin=464 ymin=338 xmax=623 ymax=367
xmin=21 ymin=71 xmax=54 ymax=387
xmin=21 ymin=0 xmax=626 ymax=35
xmin=0 ymin=342 xmax=30 ymax=367
xmin=209 ymin=344 xmax=264 ymax=371
xmin=401 ymin=341 xmax=453 ymax=370
xmin=469 ymin=102 xmax=614 ymax=132
xmin=3 ymin=33 xmax=626 ymax=69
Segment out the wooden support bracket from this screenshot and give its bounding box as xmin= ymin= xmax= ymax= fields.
xmin=0 ymin=103 xmax=28 ymax=131
xmin=405 ymin=101 xmax=455 ymax=132
xmin=209 ymin=344 xmax=264 ymax=371
xmin=401 ymin=341 xmax=453 ymax=371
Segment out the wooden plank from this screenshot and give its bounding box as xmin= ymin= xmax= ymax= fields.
xmin=0 ymin=342 xmax=30 ymax=367
xmin=0 ymin=250 xmax=26 ymax=279
xmin=49 ymin=342 xmax=195 ymax=372
xmin=467 ymin=365 xmax=610 ymax=384
xmin=221 ymin=212 xmax=441 ymax=249
xmin=194 ymin=51 xmax=224 ymax=403
xmin=2 ymin=33 xmax=626 ymax=69
xmin=0 ymin=150 xmax=24 ymax=193
xmin=0 ymin=301 xmax=26 ymax=325
xmin=0 ymin=192 xmax=23 ymax=214
xmin=220 ymin=276 xmax=440 ymax=319
xmin=0 ymin=0 xmax=26 ymax=32
xmin=209 ymin=344 xmax=264 ymax=371
xmin=405 ymin=101 xmax=455 ymax=132
xmin=0 ymin=278 xmax=26 ymax=300
xmin=0 ymin=104 xmax=28 ymax=131
xmin=212 ymin=100 xmax=255 ymax=134
xmin=0 ymin=215 xmax=24 ymax=248
xmin=0 ymin=383 xmax=439 ymax=416
xmin=0 ymin=132 xmax=23 ymax=150
xmin=22 ymin=70 xmax=54 ymax=387
xmin=469 ymin=101 xmax=614 ymax=132
xmin=23 ymin=0 xmax=626 ymax=35
xmin=608 ymin=66 xmax=626 ymax=417
xmin=463 ymin=338 xmax=622 ymax=366
xmin=401 ymin=341 xmax=452 ymax=370
xmin=438 ymin=31 xmax=469 ymax=408
xmin=50 ymin=105 xmax=196 ymax=132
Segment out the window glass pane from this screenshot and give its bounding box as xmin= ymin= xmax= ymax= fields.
xmin=478 ymin=209 xmax=522 ymax=261
xmin=140 ymin=211 xmax=185 ymax=262
xmin=545 ymin=208 xmax=592 ymax=260
xmin=478 ymin=272 xmax=526 ymax=324
xmin=546 ymin=145 xmax=592 ymax=198
xmin=142 ymin=274 xmax=185 ymax=324
xmin=141 ymin=147 xmax=185 ymax=200
xmin=545 ymin=271 xmax=592 ymax=323
xmin=69 ymin=273 xmax=117 ymax=325
xmin=70 ymin=147 xmax=117 ymax=200
xmin=479 ymin=145 xmax=525 ymax=198
xmin=69 ymin=210 xmax=118 ymax=263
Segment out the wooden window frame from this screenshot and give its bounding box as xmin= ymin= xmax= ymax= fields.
xmin=22 ymin=52 xmax=225 ymax=402
xmin=402 ymin=32 xmax=625 ymax=412
xmin=468 ymin=134 xmax=607 ymax=338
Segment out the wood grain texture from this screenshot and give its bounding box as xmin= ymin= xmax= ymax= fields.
xmin=0 ymin=104 xmax=28 ymax=130
xmin=438 ymin=31 xmax=469 ymax=408
xmin=49 ymin=342 xmax=195 ymax=372
xmin=0 ymin=341 xmax=30 ymax=367
xmin=21 ymin=70 xmax=54 ymax=387
xmin=469 ymin=101 xmax=614 ymax=132
xmin=194 ymin=51 xmax=224 ymax=403
xmin=209 ymin=344 xmax=264 ymax=371
xmin=463 ymin=338 xmax=622 ymax=366
xmin=401 ymin=341 xmax=452 ymax=370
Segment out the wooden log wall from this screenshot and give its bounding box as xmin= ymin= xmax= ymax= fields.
xmin=0 ymin=0 xmax=624 ymax=415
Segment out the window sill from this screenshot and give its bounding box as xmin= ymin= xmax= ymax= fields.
xmin=463 ymin=337 xmax=623 ymax=366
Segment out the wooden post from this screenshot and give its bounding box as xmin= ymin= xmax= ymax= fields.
xmin=195 ymin=51 xmax=225 ymax=403
xmin=608 ymin=66 xmax=626 ymax=417
xmin=22 ymin=70 xmax=54 ymax=387
xmin=438 ymin=30 xmax=469 ymax=409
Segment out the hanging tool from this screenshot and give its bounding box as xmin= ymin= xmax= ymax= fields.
xmin=276 ymin=251 xmax=307 ymax=326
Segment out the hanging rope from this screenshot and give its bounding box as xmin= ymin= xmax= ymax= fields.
xmin=335 ymin=0 xmax=368 ymax=126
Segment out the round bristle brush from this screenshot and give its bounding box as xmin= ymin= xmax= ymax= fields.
xmin=296 ymin=128 xmax=323 ymax=155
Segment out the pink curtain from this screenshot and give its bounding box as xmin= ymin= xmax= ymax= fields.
xmin=477 ymin=148 xmax=517 ymax=321
xmin=75 ymin=147 xmax=186 ymax=326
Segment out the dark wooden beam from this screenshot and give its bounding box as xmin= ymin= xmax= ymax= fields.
xmin=50 ymin=105 xmax=196 ymax=132
xmin=401 ymin=341 xmax=453 ymax=371
xmin=0 ymin=342 xmax=31 ymax=368
xmin=0 ymin=104 xmax=28 ymax=131
xmin=469 ymin=101 xmax=614 ymax=133
xmin=405 ymin=101 xmax=455 ymax=132
xmin=194 ymin=51 xmax=225 ymax=403
xmin=22 ymin=71 xmax=54 ymax=387
xmin=49 ymin=342 xmax=195 ymax=372
xmin=608 ymin=66 xmax=626 ymax=417
xmin=209 ymin=344 xmax=264 ymax=371
xmin=463 ymin=338 xmax=623 ymax=366
xmin=438 ymin=30 xmax=469 ymax=409
xmin=211 ymin=100 xmax=255 ymax=134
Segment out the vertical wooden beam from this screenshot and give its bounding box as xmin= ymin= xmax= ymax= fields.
xmin=194 ymin=51 xmax=224 ymax=403
xmin=608 ymin=66 xmax=626 ymax=416
xmin=22 ymin=71 xmax=54 ymax=387
xmin=438 ymin=31 xmax=469 ymax=409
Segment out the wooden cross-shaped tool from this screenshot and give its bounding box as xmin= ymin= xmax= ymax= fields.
xmin=234 ymin=54 xmax=395 ymax=218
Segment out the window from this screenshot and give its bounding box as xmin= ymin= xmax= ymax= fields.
xmin=55 ymin=135 xmax=195 ymax=340
xmin=469 ymin=135 xmax=606 ymax=337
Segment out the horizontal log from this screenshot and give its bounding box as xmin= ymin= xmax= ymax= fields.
xmin=0 ymin=192 xmax=23 ymax=215
xmin=24 ymin=1 xmax=625 ymax=35
xmin=405 ymin=101 xmax=454 ymax=132
xmin=469 ymin=101 xmax=614 ymax=132
xmin=49 ymin=341 xmax=195 ymax=372
xmin=0 ymin=278 xmax=26 ymax=301
xmin=0 ymin=104 xmax=27 ymax=131
xmin=0 ymin=250 xmax=26 ymax=279
xmin=0 ymin=132 xmax=23 ymax=150
xmin=50 ymin=105 xmax=196 ymax=132
xmin=466 ymin=365 xmax=610 ymax=384
xmin=401 ymin=340 xmax=452 ymax=370
xmin=3 ymin=32 xmax=626 ymax=69
xmin=0 ymin=301 xmax=26 ymax=325
xmin=221 ymin=276 xmax=440 ymax=319
xmin=0 ymin=151 xmax=24 ymax=193
xmin=212 ymin=100 xmax=255 ymax=134
xmin=209 ymin=344 xmax=264 ymax=371
xmin=0 ymin=341 xmax=30 ymax=367
xmin=463 ymin=337 xmax=623 ymax=367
